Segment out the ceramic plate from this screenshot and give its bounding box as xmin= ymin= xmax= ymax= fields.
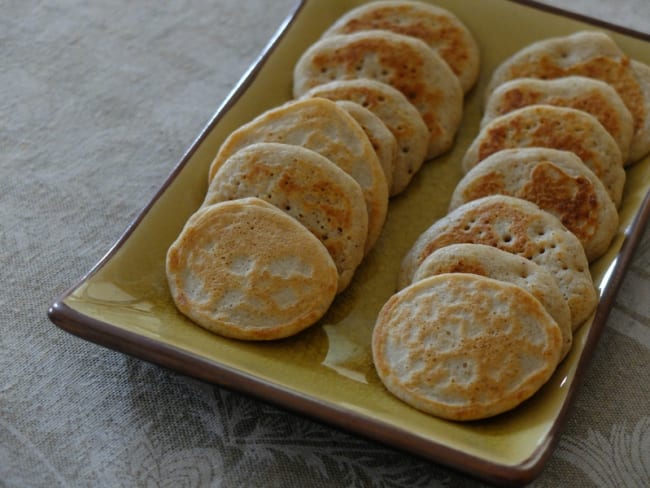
xmin=48 ymin=0 xmax=650 ymax=485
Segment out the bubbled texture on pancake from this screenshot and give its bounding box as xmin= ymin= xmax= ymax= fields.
xmin=321 ymin=0 xmax=480 ymax=93
xmin=204 ymin=143 xmax=368 ymax=293
xmin=451 ymin=147 xmax=619 ymax=261
xmin=372 ymin=273 xmax=562 ymax=421
xmin=462 ymin=105 xmax=625 ymax=206
xmin=336 ymin=100 xmax=396 ymax=192
xmin=630 ymin=60 xmax=650 ymax=161
xmin=208 ymin=98 xmax=388 ymax=253
xmin=166 ymin=198 xmax=338 ymax=340
xmin=293 ymin=30 xmax=463 ymax=159
xmin=482 ymin=76 xmax=634 ymax=162
xmin=398 ymin=195 xmax=597 ymax=330
xmin=302 ymin=79 xmax=429 ymax=196
xmin=412 ymin=243 xmax=572 ymax=360
xmin=485 ymin=31 xmax=649 ymax=162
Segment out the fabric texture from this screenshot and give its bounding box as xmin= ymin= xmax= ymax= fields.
xmin=1 ymin=0 xmax=649 ymax=486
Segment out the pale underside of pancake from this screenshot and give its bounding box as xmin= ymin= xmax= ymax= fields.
xmin=208 ymin=97 xmax=388 ymax=254
xmin=302 ymin=79 xmax=429 ymax=196
xmin=166 ymin=197 xmax=338 ymax=341
xmin=482 ymin=76 xmax=634 ymax=163
xmin=372 ymin=273 xmax=562 ymax=421
xmin=485 ymin=30 xmax=649 ymax=162
xmin=630 ymin=60 xmax=650 ymax=161
xmin=336 ymin=100 xmax=396 ymax=193
xmin=462 ymin=104 xmax=625 ymax=207
xmin=451 ymin=147 xmax=619 ymax=262
xmin=398 ymin=195 xmax=597 ymax=330
xmin=412 ymin=243 xmax=572 ymax=361
xmin=204 ymin=142 xmax=368 ymax=293
xmin=321 ymin=0 xmax=480 ymax=93
xmin=293 ymin=30 xmax=463 ymax=159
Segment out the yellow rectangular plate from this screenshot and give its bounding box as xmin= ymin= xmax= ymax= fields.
xmin=48 ymin=0 xmax=650 ymax=485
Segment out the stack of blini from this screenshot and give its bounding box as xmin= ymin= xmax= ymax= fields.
xmin=374 ymin=30 xmax=650 ymax=421
xmin=166 ymin=2 xmax=478 ymax=341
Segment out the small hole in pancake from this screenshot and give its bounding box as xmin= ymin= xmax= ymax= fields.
xmin=562 ymin=264 xmax=569 ymax=270
xmin=320 ymin=67 xmax=328 ymax=74
xmin=322 ymin=234 xmax=328 ymax=241
xmin=378 ymin=96 xmax=385 ymax=102
xmin=503 ymin=235 xmax=512 ymax=243
xmin=285 ymin=205 xmax=291 ymax=211
xmin=402 ymin=146 xmax=410 ymax=153
xmin=539 ymin=247 xmax=546 ymax=255
xmin=577 ymin=266 xmax=585 ymax=273
xmin=381 ymin=69 xmax=388 ymax=76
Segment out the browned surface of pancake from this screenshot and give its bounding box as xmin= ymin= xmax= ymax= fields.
xmin=485 ymin=30 xmax=648 ymax=162
xmin=302 ymin=79 xmax=429 ymax=195
xmin=412 ymin=243 xmax=572 ymax=360
xmin=372 ymin=273 xmax=562 ymax=421
xmin=463 ymin=105 xmax=625 ymax=206
xmin=398 ymin=195 xmax=597 ymax=330
xmin=451 ymin=148 xmax=619 ymax=261
xmin=336 ymin=100 xmax=396 ymax=192
xmin=293 ymin=30 xmax=463 ymax=159
xmin=166 ymin=198 xmax=338 ymax=341
xmin=208 ymin=98 xmax=388 ymax=253
xmin=322 ymin=0 xmax=480 ymax=93
xmin=204 ymin=142 xmax=368 ymax=293
xmin=482 ymin=76 xmax=634 ymax=162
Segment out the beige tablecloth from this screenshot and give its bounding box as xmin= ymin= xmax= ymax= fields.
xmin=2 ymin=1 xmax=649 ymax=486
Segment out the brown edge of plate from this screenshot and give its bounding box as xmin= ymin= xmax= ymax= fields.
xmin=47 ymin=1 xmax=650 ymax=486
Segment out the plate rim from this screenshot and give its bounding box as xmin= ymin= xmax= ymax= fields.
xmin=47 ymin=0 xmax=650 ymax=485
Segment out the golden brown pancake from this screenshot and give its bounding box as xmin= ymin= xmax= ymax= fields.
xmin=166 ymin=198 xmax=338 ymax=340
xmin=322 ymin=0 xmax=480 ymax=93
xmin=630 ymin=60 xmax=650 ymax=161
xmin=485 ymin=30 xmax=649 ymax=162
xmin=372 ymin=273 xmax=563 ymax=421
xmin=412 ymin=243 xmax=572 ymax=360
xmin=301 ymin=79 xmax=429 ymax=196
xmin=293 ymin=30 xmax=463 ymax=159
xmin=398 ymin=195 xmax=597 ymax=330
xmin=335 ymin=100 xmax=396 ymax=193
xmin=462 ymin=104 xmax=625 ymax=206
xmin=205 ymin=142 xmax=368 ymax=293
xmin=208 ymin=98 xmax=388 ymax=253
xmin=482 ymin=76 xmax=634 ymax=162
xmin=451 ymin=147 xmax=619 ymax=261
